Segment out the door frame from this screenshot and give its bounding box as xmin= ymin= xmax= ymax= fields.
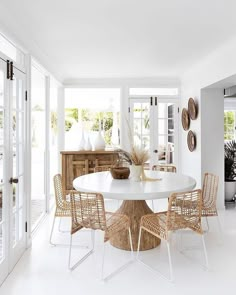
xmin=129 ymin=95 xmax=179 ymax=169
xmin=0 ymin=55 xmax=28 ymax=285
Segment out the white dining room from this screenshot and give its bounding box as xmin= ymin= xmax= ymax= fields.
xmin=1 ymin=1 xmax=236 ymax=295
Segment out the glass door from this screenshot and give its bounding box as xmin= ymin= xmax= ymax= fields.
xmin=0 ymin=59 xmax=26 ymax=285
xmin=129 ymin=96 xmax=178 ymax=168
xmin=9 ymin=66 xmax=26 ymax=270
xmin=153 ymin=98 xmax=178 ymax=166
xmin=31 ymin=65 xmax=46 ymax=231
xmin=0 ymin=58 xmax=8 ymax=285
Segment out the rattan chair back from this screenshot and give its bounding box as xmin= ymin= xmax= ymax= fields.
xmin=202 ymin=172 xmax=219 ymax=216
xmin=152 ymin=164 xmax=177 ymax=173
xmin=53 ymin=174 xmax=70 ymax=215
xmin=167 ymin=189 xmax=202 ymax=234
xmin=70 ymin=191 xmax=107 ymax=234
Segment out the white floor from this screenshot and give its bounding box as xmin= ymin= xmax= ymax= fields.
xmin=1 ymin=200 xmax=236 ymax=295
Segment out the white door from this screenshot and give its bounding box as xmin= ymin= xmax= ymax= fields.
xmin=0 ymin=59 xmax=27 ymax=284
xmin=0 ymin=58 xmax=8 ymax=285
xmin=129 ymin=96 xmax=178 ymax=168
xmin=9 ymin=66 xmax=26 ymax=270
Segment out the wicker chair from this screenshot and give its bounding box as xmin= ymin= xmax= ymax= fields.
xmin=49 ymin=174 xmax=76 ymax=245
xmin=68 ymin=191 xmax=133 ymax=280
xmin=137 ymin=189 xmax=208 ymax=281
xmin=202 ymin=172 xmax=221 ymax=233
xmin=152 ymin=164 xmax=177 ymax=173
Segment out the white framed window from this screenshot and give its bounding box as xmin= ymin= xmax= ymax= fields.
xmin=224 ymin=111 xmax=236 ymax=140
xmin=64 ymin=88 xmax=121 ymax=150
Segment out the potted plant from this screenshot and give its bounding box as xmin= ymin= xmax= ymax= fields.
xmin=224 ymin=140 xmax=236 ymax=202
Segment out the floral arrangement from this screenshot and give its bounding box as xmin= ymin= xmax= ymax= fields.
xmin=129 ymin=145 xmax=149 ymax=165
xmin=116 ymin=145 xmax=149 ymax=166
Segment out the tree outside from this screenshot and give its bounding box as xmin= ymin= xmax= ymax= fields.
xmin=224 ymin=111 xmax=235 ymax=140
xmin=65 ymin=108 xmax=117 ymax=146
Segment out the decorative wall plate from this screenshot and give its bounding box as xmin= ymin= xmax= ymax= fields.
xmin=188 ymin=97 xmax=198 ymax=120
xmin=187 ymin=130 xmax=196 ymax=152
xmin=181 ymin=108 xmax=190 ymax=130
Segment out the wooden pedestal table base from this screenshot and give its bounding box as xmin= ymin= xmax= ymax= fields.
xmin=110 ymin=200 xmax=161 ymax=251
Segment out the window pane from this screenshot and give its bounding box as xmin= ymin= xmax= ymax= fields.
xmin=64 ymin=88 xmax=120 ymax=150
xmin=224 ymin=111 xmax=235 ymax=140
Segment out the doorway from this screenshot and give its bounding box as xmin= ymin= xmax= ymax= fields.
xmin=0 ymin=57 xmax=27 ymax=285
xmin=129 ymin=96 xmax=178 ymax=168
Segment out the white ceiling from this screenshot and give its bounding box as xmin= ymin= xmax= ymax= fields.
xmin=1 ymin=0 xmax=236 ymax=83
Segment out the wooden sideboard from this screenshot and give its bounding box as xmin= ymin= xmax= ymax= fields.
xmin=60 ymin=150 xmax=118 ymax=193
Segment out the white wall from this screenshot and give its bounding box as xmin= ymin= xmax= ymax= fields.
xmin=201 ymin=88 xmax=224 ymax=208
xmin=180 ymin=86 xmax=202 ymax=188
xmin=180 ymin=37 xmax=236 ymax=209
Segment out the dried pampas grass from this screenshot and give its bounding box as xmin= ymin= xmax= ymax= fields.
xmin=130 ymin=145 xmax=149 ymax=165
xmin=116 ymin=118 xmax=150 ymax=166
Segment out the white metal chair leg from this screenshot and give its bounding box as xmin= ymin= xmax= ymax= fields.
xmin=128 ymin=227 xmax=134 ymax=259
xmin=58 ymin=217 xmax=62 ymax=232
xmin=68 ymin=234 xmax=73 ymax=269
xmin=205 ymin=216 xmax=209 ymax=232
xmin=68 ymin=232 xmax=94 ymax=271
xmin=216 ymin=215 xmax=223 ymax=244
xmin=178 ymin=230 xmax=183 ymax=252
xmin=58 ymin=217 xmax=70 ymax=233
xmin=166 ymin=240 xmax=174 ymax=281
xmin=137 ymin=227 xmax=142 ymax=258
xmin=91 ymin=229 xmax=95 ymax=250
xmin=101 ymin=228 xmax=134 ymax=282
xmin=101 ymin=241 xmax=106 ymax=280
xmin=49 ymin=214 xmax=56 ymax=245
xmin=137 ymin=228 xmax=173 ymax=282
xmin=201 ymin=234 xmax=209 ymax=270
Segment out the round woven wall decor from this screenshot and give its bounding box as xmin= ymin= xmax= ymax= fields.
xmin=181 ymin=108 xmax=190 ymax=130
xmin=188 ymin=97 xmax=198 ymax=120
xmin=187 ymin=130 xmax=196 ymax=152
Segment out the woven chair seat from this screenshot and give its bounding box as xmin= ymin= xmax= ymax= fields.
xmin=70 ymin=210 xmax=130 ymax=240
xmin=70 ymin=192 xmax=131 ymax=241
xmin=137 ymin=189 xmax=208 ymax=281
xmin=141 ymin=212 xmax=188 ymax=240
xmin=105 ymin=212 xmax=130 ymax=242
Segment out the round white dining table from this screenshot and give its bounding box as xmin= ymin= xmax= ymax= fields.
xmin=73 ymin=170 xmax=196 ymax=251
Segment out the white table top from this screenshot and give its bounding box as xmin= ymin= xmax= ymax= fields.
xmin=73 ymin=171 xmax=196 ymax=200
